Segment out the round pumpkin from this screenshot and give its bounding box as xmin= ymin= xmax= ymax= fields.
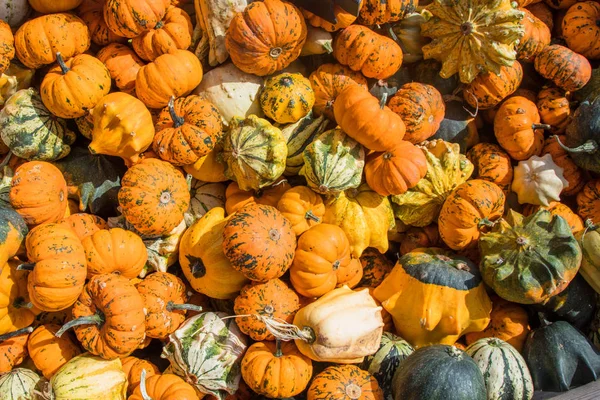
xmin=276 ymin=185 xmax=325 ymax=236
xmin=463 ymin=62 xmax=523 ymax=110
xmin=121 ymin=356 xmax=160 ymax=395
xmin=260 ymin=72 xmax=315 ymax=124
xmin=61 ymin=213 xmax=107 ymax=240
xmin=96 ymin=43 xmax=145 ymax=95
xmin=536 ymin=86 xmax=571 ymax=134
xmin=0 ymin=259 xmax=37 ymax=335
xmin=562 ymin=1 xmax=600 ymax=59
xmin=0 ymin=21 xmax=13 ymax=77
xmin=467 ymin=143 xmax=514 ymax=193
xmin=307 ymin=365 xmax=383 ymax=400
xmin=129 ymin=372 xmax=199 ymax=400
xmin=27 ymin=323 xmax=81 ymax=379
xmin=104 ymin=0 xmax=169 ymax=38
xmin=77 ymin=0 xmax=126 ymax=46
xmin=534 ymin=44 xmax=592 ymax=91
xmin=518 ymin=8 xmax=551 ymax=62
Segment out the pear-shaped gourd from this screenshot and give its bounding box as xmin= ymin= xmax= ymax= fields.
xmin=512 ymin=154 xmax=568 ymax=206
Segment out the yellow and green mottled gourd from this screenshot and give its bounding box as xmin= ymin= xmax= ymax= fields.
xmin=260 ymin=72 xmax=315 ymax=124
xmin=0 ymin=88 xmax=76 ymax=161
xmin=278 ymin=112 xmax=329 ymax=176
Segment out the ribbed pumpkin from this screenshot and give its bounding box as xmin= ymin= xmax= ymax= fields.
xmin=0 ymin=368 xmax=41 ymax=400
xmin=82 ymin=228 xmax=147 ymax=279
xmin=104 ymin=0 xmax=169 ymax=38
xmin=537 ymin=87 xmax=571 ymax=134
xmin=463 ymin=62 xmax=523 ymax=110
xmin=534 ymin=44 xmax=592 ymax=91
xmin=260 ymin=72 xmax=315 ymax=124
xmin=358 ymin=0 xmax=417 ymax=25
xmin=302 ymin=6 xmax=359 ymax=31
xmin=518 ymin=8 xmax=551 ymax=62
xmin=479 ymin=209 xmax=582 ymax=304
xmin=222 ymin=203 xmax=296 ymax=282
xmin=388 ymin=83 xmax=444 ymax=144
xmin=522 ymin=202 xmax=584 ymax=234
xmin=121 ymin=356 xmax=160 ymax=395
xmin=225 ymin=0 xmax=307 ymax=76
xmin=280 ymin=112 xmax=329 ymax=176
xmin=467 ymin=143 xmax=514 ymax=192
xmin=118 ymin=158 xmax=190 ymax=236
xmin=0 ymin=328 xmax=29 ymax=373
xmin=225 ymin=179 xmax=291 ymax=216
xmin=77 ymin=0 xmax=126 ymax=46
xmin=562 ymin=1 xmax=600 ymax=59
xmin=220 ymin=115 xmax=287 ymax=191
xmin=309 ymin=63 xmax=368 ymax=122
xmin=276 ymin=185 xmax=325 ymax=236
xmin=578 ymin=179 xmax=600 ymax=223
xmin=0 ymin=88 xmax=76 ymax=162
xmin=27 ymin=323 xmax=81 ymax=379
xmin=14 ymin=13 xmax=90 ymax=69
xmin=96 ymin=43 xmax=145 ymax=95
xmin=307 ymin=365 xmax=383 ymax=400
xmin=374 ymin=248 xmax=492 ymax=348
xmin=300 ymin=128 xmax=365 ymax=195
xmin=391 ymin=140 xmax=474 ymax=227
xmin=0 ymin=259 xmax=36 ymax=335
xmin=61 ymin=213 xmax=107 ymax=240
xmin=129 ymin=372 xmax=199 ymax=400
xmin=153 ymin=95 xmax=223 ymax=166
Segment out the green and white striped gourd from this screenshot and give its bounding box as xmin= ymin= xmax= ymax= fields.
xmin=0 ymin=88 xmax=76 ymax=161
xmin=300 ymin=128 xmax=365 ymax=195
xmin=466 ymin=338 xmax=534 ymax=400
xmin=278 ymin=112 xmax=329 ymax=176
xmin=0 ymin=368 xmax=42 ymax=400
xmin=184 ymin=178 xmax=226 ymax=226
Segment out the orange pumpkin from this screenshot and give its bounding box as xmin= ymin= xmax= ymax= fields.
xmin=534 ymin=44 xmax=592 ymax=91
xmin=562 ymin=1 xmax=600 ymax=59
xmin=77 ymin=0 xmax=126 ymax=46
xmin=0 ymin=259 xmax=37 ymax=335
xmin=522 ymin=202 xmax=585 ymax=233
xmin=121 ymin=356 xmax=161 ymax=395
xmin=463 ymin=62 xmax=523 ymax=110
xmin=577 ymin=179 xmax=600 ymax=223
xmin=542 ymin=135 xmax=585 ymax=196
xmin=527 ymin=2 xmax=554 ymax=30
xmin=276 ymin=185 xmax=325 ymax=236
xmin=302 ymin=6 xmax=359 ymax=31
xmin=61 ymin=213 xmax=108 ymax=240
xmin=358 ymin=248 xmax=393 ymax=288
xmin=399 ymin=225 xmax=440 ymax=256
xmin=467 ymin=143 xmax=514 ymax=192
xmin=518 ymin=8 xmax=551 ymax=62
xmin=129 ymin=372 xmax=199 ymax=400
xmin=307 ymin=365 xmax=383 ymax=400
xmin=536 ymin=86 xmax=571 ymax=134
xmin=104 ymin=0 xmax=170 ymax=38
xmin=225 ymin=0 xmax=307 ymax=76
xmin=27 ymin=323 xmax=81 ymax=378
xmin=0 ymin=327 xmax=31 ymax=373
xmin=225 ymin=179 xmax=291 ymax=216
xmin=82 ymin=228 xmax=147 ymax=279
xmin=0 ymin=21 xmax=14 ymax=76
xmin=96 ymin=43 xmax=145 ymax=95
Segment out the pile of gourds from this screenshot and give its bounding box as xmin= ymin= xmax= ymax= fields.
xmin=2 ymin=0 xmax=600 ymax=398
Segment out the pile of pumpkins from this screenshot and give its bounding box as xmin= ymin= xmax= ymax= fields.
xmin=2 ymin=0 xmax=600 ymax=398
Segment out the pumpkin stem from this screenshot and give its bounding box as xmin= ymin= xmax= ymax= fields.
xmin=0 ymin=151 xmax=11 ymax=169
xmin=305 ymin=210 xmax=321 ymax=223
xmin=322 ymin=41 xmax=333 ymax=54
xmin=166 ymin=301 xmax=203 ymax=313
xmin=55 ymin=313 xmax=104 ymax=338
xmin=13 ymin=297 xmax=33 ymax=309
xmin=386 ymin=23 xmax=399 ymax=42
xmin=538 ymin=312 xmax=551 ymax=327
xmin=139 ymin=369 xmax=153 ymax=400
xmin=532 ymin=123 xmax=551 ymax=130
xmin=256 ymin=315 xmax=315 ymax=343
xmin=56 ymin=52 xmax=70 ymax=75
xmin=477 ymin=218 xmax=496 ymax=229
xmin=553 ymin=135 xmax=599 ymax=154
xmin=16 ymin=263 xmax=35 ymax=271
xmin=0 ymin=326 xmax=33 ymax=341
xmin=274 ymin=338 xmax=283 ymax=357
xmin=155 ymin=20 xmax=164 ymax=29
xmin=168 ymin=96 xmax=185 ymax=128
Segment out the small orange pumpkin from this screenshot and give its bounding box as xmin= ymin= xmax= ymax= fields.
xmin=77 ymin=0 xmax=126 ymax=46
xmin=96 ymin=43 xmax=145 ymax=95
xmin=542 ymin=135 xmax=585 ymax=196
xmin=518 ymin=8 xmax=551 ymax=62
xmin=104 ymin=0 xmax=169 ymax=38
xmin=61 ymin=213 xmax=108 ymax=240
xmin=537 ymin=86 xmax=571 ymax=134
xmin=467 ymin=143 xmax=514 ymax=192
xmin=307 ymin=365 xmax=383 ymax=400
xmin=463 ymin=62 xmax=523 ymax=110
xmin=82 ymin=228 xmax=147 ymax=279
xmin=358 ymin=248 xmax=393 ymax=288
xmin=276 ymin=185 xmax=325 ymax=236
xmin=27 ymin=323 xmax=81 ymax=378
xmin=225 ymin=179 xmax=291 ymax=216
xmin=0 ymin=327 xmax=31 ymax=373
xmin=129 ymin=372 xmax=199 ymax=400
xmin=562 ymin=1 xmax=600 ymax=59
xmin=121 ymin=356 xmax=161 ymax=395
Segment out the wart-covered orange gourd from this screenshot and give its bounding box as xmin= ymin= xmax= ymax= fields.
xmin=104 ymin=0 xmax=169 ymax=38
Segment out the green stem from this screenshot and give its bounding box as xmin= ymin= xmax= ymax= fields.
xmin=553 ymin=135 xmax=599 ymax=154
xmin=166 ymin=301 xmax=203 ymax=313
xmin=13 ymin=297 xmax=32 ymax=309
xmin=16 ymin=263 xmax=34 ymax=271
xmin=0 ymin=326 xmax=33 ymax=341
xmin=168 ymin=96 xmax=185 ymax=128
xmin=322 ymin=41 xmax=333 ymax=54
xmin=477 ymin=218 xmax=496 ymax=229
xmin=139 ymin=369 xmax=153 ymax=400
xmin=304 ymin=210 xmax=321 ymax=223
xmin=55 ymin=313 xmax=104 ymax=338
xmin=387 ymin=23 xmax=399 ymax=42
xmin=379 ymin=92 xmax=388 ymax=109
xmin=0 ymin=152 xmax=11 ymax=169
xmin=56 ymin=52 xmax=69 ymax=75
xmin=274 ymin=339 xmax=283 ymax=357
xmin=532 ymin=123 xmax=552 ymax=131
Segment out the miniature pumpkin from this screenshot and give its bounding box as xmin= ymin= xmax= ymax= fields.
xmin=577 ymin=179 xmax=600 ymax=223
xmin=40 ymin=53 xmax=111 ymax=119
xmin=307 ymin=364 xmax=383 ymax=400
xmin=534 ymin=44 xmax=592 ymax=91
xmin=309 ymin=63 xmax=368 ymax=122
xmin=225 ymin=0 xmax=307 ymax=76
xmin=121 ymin=356 xmax=160 ymax=395
xmin=28 ymin=323 xmax=81 ymax=379
xmin=0 ymin=21 xmax=13 ymax=77
xmin=537 ymin=86 xmax=571 ymax=134
xmin=365 ymin=140 xmax=428 ymax=197
xmin=522 ymin=202 xmax=584 ymax=233
xmin=14 ymin=13 xmax=90 ymax=69
xmin=494 ymin=95 xmax=546 ymax=160
xmin=28 ymin=0 xmax=81 ymax=12
xmin=136 ymin=49 xmax=203 ymax=109
xmin=0 ymin=259 xmax=36 ymax=335
xmin=119 ymin=158 xmax=190 ymax=236
xmin=0 ymin=327 xmax=30 ymax=373
xmin=129 ymin=372 xmax=199 ymax=400
xmin=131 ymin=6 xmax=193 ymax=61
xmin=358 ymin=248 xmax=393 ymax=288
xmin=88 ymin=92 xmax=155 ymax=165
xmin=374 ymin=248 xmax=492 ymax=348
xmin=467 ymin=143 xmax=513 ymax=192
xmin=358 ymin=0 xmax=416 ymax=25
xmin=82 ymin=228 xmax=147 ymax=279
xmin=512 ymin=154 xmax=569 ymax=206
xmin=334 ymin=85 xmax=405 ymax=151
xmin=77 ymin=0 xmax=126 ymax=46
xmin=260 ymin=73 xmax=315 ymax=124
xmin=96 ymin=43 xmax=145 ymax=95
xmin=333 ymin=25 xmax=402 ymax=80
xmin=562 ymin=1 xmax=600 ymax=59
xmin=179 ymin=207 xmax=250 ymax=299
xmin=276 ymin=185 xmax=325 ymax=236
xmin=518 ymin=8 xmax=551 ymax=62
xmin=463 ymin=62 xmax=524 ymax=110
xmin=24 ymin=223 xmax=87 ymax=312
xmin=220 ymin=115 xmax=287 ymax=191
xmin=10 ymin=161 xmax=68 ymax=226
xmin=61 ymin=213 xmax=107 ymax=240
xmin=438 ymin=179 xmax=505 ymax=250
xmin=225 ymin=179 xmax=291 ymax=216
xmin=104 ymin=0 xmax=169 ymax=38
xmin=153 ymin=95 xmax=223 ymax=166
xmin=302 ymin=5 xmax=359 ymax=31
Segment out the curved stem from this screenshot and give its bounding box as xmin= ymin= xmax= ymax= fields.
xmin=168 ymin=96 xmax=185 ymax=128
xmin=166 ymin=301 xmax=203 ymax=313
xmin=55 ymin=313 xmax=104 ymax=338
xmin=0 ymin=151 xmax=11 ymax=169
xmin=140 ymin=369 xmax=153 ymax=400
xmin=13 ymin=297 xmax=33 ymax=309
xmin=274 ymin=339 xmax=283 ymax=357
xmin=553 ymin=135 xmax=599 ymax=154
xmin=532 ymin=123 xmax=552 ymax=131
xmin=387 ymin=23 xmax=399 ymax=42
xmin=16 ymin=263 xmax=34 ymax=271
xmin=304 ymin=210 xmax=321 ymax=223
xmin=0 ymin=326 xmax=33 ymax=341
xmin=56 ymin=52 xmax=69 ymax=75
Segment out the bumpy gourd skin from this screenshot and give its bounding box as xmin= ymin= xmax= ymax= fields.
xmin=260 ymin=73 xmax=315 ymax=124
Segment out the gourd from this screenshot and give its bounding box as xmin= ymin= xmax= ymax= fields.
xmin=279 ymin=112 xmax=329 ymax=176
xmin=562 ymin=1 xmax=600 ymax=59
xmin=260 ymin=73 xmax=315 ymax=124
xmin=0 ymin=368 xmax=41 ymax=400
xmin=358 ymin=0 xmax=417 ymax=25
xmin=0 ymin=62 xmax=35 ymax=108
xmin=129 ymin=372 xmax=199 ymax=400
xmin=300 ymin=26 xmax=333 ymax=56
xmin=276 ymin=185 xmax=325 ymax=236
xmin=467 ymin=143 xmax=513 ymax=192
xmin=0 ymin=0 xmax=30 ymax=28
xmin=0 ymin=205 xmax=27 ymax=268
xmin=463 ymin=62 xmax=524 ymax=110
xmin=576 ymin=221 xmax=600 ymax=294
xmin=82 ymin=228 xmax=147 ymax=279
xmin=534 ymin=44 xmax=592 ymax=91
xmin=184 ymin=179 xmax=226 ymax=225
xmin=0 ymin=327 xmax=30 ymax=373
xmin=0 ymin=259 xmax=36 ymax=335
xmin=517 ymin=8 xmax=551 ymax=62
xmin=96 ymin=43 xmax=144 ymax=95
xmin=302 ymin=4 xmax=359 ymax=32
xmin=307 ymin=365 xmax=383 ymax=400
xmin=27 ymin=323 xmax=81 ymax=379
xmin=121 ymin=356 xmax=160 ymax=395
xmin=103 ymin=0 xmax=169 ymax=38
xmin=512 ymin=154 xmax=568 ymax=206
xmin=522 ymin=202 xmax=584 ymax=234
xmin=390 ymin=12 xmax=429 ymax=64
xmin=359 ymin=248 xmax=393 ymax=288
xmin=77 ymin=0 xmax=127 ymax=46
xmin=537 ymin=87 xmax=571 ymax=134
xmin=578 ymin=179 xmax=600 ymax=224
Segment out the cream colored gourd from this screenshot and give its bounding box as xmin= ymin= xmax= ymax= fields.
xmin=512 ymin=154 xmax=568 ymax=206
xmin=300 ymin=26 xmax=333 ymax=56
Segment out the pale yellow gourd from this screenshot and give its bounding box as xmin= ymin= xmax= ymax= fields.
xmin=576 ymin=223 xmax=600 ymax=294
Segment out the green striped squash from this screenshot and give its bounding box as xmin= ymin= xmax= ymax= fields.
xmin=361 ymin=332 xmax=414 ymax=400
xmin=184 ymin=178 xmax=226 ymax=225
xmin=162 ymin=311 xmax=248 ymax=400
xmin=0 ymin=88 xmax=76 ymax=161
xmin=300 ymin=128 xmax=365 ymax=195
xmin=466 ymin=338 xmax=534 ymax=400
xmin=220 ymin=115 xmax=287 ymax=191
xmin=0 ymin=368 xmax=41 ymax=400
xmin=279 ymin=112 xmax=329 ymax=176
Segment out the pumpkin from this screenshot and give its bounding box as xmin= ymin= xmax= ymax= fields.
xmin=358 ymin=0 xmax=416 ymax=25
xmin=61 ymin=213 xmax=107 ymax=240
xmin=465 ymin=338 xmax=534 ymax=400
xmin=96 ymin=43 xmax=145 ymax=95
xmin=527 ymin=2 xmax=554 ymax=29
xmin=276 ymin=186 xmax=325 ymax=236
xmin=77 ymin=0 xmax=126 ymax=46
xmin=56 ymin=274 xmax=146 ymax=359
xmin=44 ymin=353 xmax=127 ymax=400
xmin=179 ymin=207 xmax=249 ymax=299
xmin=557 ymin=97 xmax=600 ymax=174
xmin=0 ymin=327 xmax=30 ymax=373
xmin=358 ymin=249 xmax=393 ymax=288
xmin=534 ymin=44 xmax=592 ymax=91
xmin=578 ymin=179 xmax=600 ymax=223
xmin=0 ymin=62 xmax=36 ymax=108
xmin=512 ymin=154 xmax=569 ymax=206
xmin=522 ymin=202 xmax=584 ymax=234
xmin=391 ymin=140 xmax=474 ymax=227
xmin=225 ymin=179 xmax=291 ymax=216
xmin=225 ymin=0 xmax=307 ymax=76
xmin=0 ymin=206 xmax=27 ymax=271
xmin=420 ymin=0 xmax=524 ymax=84
xmin=222 ymin=203 xmax=296 ymax=282
xmin=309 ymin=63 xmax=368 ymax=122
xmin=0 ymin=0 xmax=30 ymax=28
xmin=0 ymin=21 xmax=12 ymax=77
xmin=365 ymin=141 xmax=428 ymax=197
xmin=0 ymin=88 xmax=76 ymax=162
xmin=523 ymin=320 xmax=600 ymax=391
xmin=467 ymin=143 xmax=513 ymax=193
xmin=27 ymin=324 xmax=80 ymax=379
xmin=130 ymin=372 xmax=199 ymax=400
xmin=14 ymin=13 xmax=90 ymax=69
xmin=302 ymin=5 xmax=358 ymax=32
xmin=161 ymin=311 xmax=247 ymax=399
xmin=121 ymin=356 xmax=160 ymax=395
xmin=153 ymin=95 xmax=223 ymax=166
xmin=494 ymin=95 xmax=546 ymax=161
xmin=119 ymin=158 xmax=190 ymax=236
xmin=0 ymin=368 xmax=41 ymax=400
xmin=536 ymin=86 xmax=571 ymax=134
xmin=104 ymin=0 xmax=169 ymax=38
xmin=562 ymin=2 xmax=600 ymax=59
xmin=518 ymin=8 xmax=551 ymax=62
xmin=334 ymin=85 xmax=405 ymax=152
xmin=183 ymin=146 xmax=228 ymax=183
xmin=479 ymin=209 xmax=582 ymax=304
xmin=28 ymin=0 xmax=81 ymax=12
xmin=220 ymin=115 xmax=287 ymax=191
xmin=307 ymin=365 xmax=383 ymax=400
xmin=82 ymin=228 xmax=147 ymax=279
xmin=463 ymin=62 xmax=524 ymax=110
xmin=184 ymin=179 xmax=226 ymax=225
xmin=40 ymin=53 xmax=111 ymax=119
xmin=279 ymin=112 xmax=329 ymax=176
xmin=0 ymin=259 xmax=36 ymax=335
xmin=131 ymin=5 xmax=193 ymax=61
xmin=260 ymin=73 xmax=315 ymax=124
xmin=398 ymin=225 xmax=439 ymax=255
xmin=136 ymin=49 xmax=203 ymax=109
xmin=387 ymin=83 xmax=444 ymax=144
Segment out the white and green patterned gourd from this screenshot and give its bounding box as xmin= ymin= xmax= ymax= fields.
xmin=0 ymin=368 xmax=42 ymax=400
xmin=278 ymin=112 xmax=329 ymax=176
xmin=184 ymin=178 xmax=226 ymax=226
xmin=161 ymin=311 xmax=248 ymax=400
xmin=466 ymin=337 xmax=534 ymax=400
xmin=0 ymin=88 xmax=76 ymax=161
